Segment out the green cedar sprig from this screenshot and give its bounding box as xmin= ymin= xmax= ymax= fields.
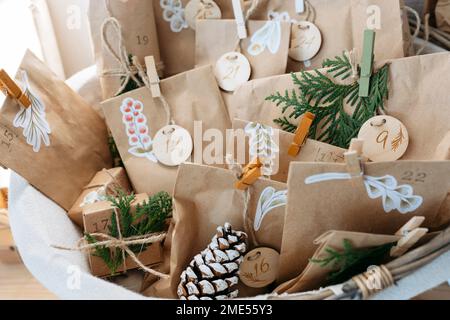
xmin=311 ymin=239 xmax=395 ymax=286
xmin=85 ymin=190 xmax=173 ymax=276
xmin=267 ymin=52 xmax=390 ymax=148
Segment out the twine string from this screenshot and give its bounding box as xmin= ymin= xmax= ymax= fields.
xmin=352 ymin=265 xmax=394 ymax=299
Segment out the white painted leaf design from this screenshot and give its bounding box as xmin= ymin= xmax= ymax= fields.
xmin=13 ymin=70 xmax=51 ymax=153
xmin=80 ymin=187 xmax=107 ymax=207
xmin=254 ymin=187 xmax=288 ymax=231
xmin=247 ymin=11 xmax=286 ymax=56
xmin=128 ymin=146 xmax=158 ymax=163
xmin=245 ymin=122 xmax=279 ymax=176
xmin=160 ymin=0 xmax=188 ymax=32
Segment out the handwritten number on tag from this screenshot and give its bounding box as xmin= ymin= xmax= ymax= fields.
xmin=223 ymin=65 xmax=240 ymax=81
xmin=0 ymin=126 xmax=15 ymax=152
xmin=402 ymin=171 xmax=427 ymax=183
xmin=253 ymin=258 xmax=270 ymax=277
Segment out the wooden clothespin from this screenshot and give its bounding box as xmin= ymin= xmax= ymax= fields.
xmin=232 ymin=0 xmax=247 ymax=39
xmin=344 ymin=138 xmax=365 ymax=179
xmin=288 ymin=112 xmax=315 ymax=157
xmin=235 ymin=157 xmax=263 ymax=190
xmin=295 ymin=0 xmax=305 ymax=14
xmin=358 ymin=29 xmax=376 ymax=97
xmin=145 ymin=56 xmax=161 ymax=98
xmin=390 ymin=216 xmax=428 ymax=258
xmin=0 ymin=69 xmax=31 ymax=108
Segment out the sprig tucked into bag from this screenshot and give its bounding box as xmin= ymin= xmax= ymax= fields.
xmin=267 ymin=52 xmax=390 ymax=148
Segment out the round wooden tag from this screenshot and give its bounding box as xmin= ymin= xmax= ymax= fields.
xmin=214 ymin=52 xmax=251 ymax=92
xmin=239 ymin=247 xmax=280 ymax=288
xmin=185 ymin=0 xmax=222 ymax=30
xmin=289 ymin=21 xmax=322 ymax=62
xmin=153 ymin=125 xmax=193 ymax=166
xmin=358 ymin=116 xmax=409 ymax=162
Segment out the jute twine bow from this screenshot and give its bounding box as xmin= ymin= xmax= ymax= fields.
xmin=101 ymin=0 xmax=164 ymax=97
xmin=352 ymin=265 xmax=394 ymax=299
xmin=226 ymin=155 xmax=259 ymax=247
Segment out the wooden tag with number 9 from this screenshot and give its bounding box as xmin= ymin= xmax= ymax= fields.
xmin=214 ymin=52 xmax=251 ymax=92
xmin=239 ymin=247 xmax=280 ymax=288
xmin=358 ymin=116 xmax=409 ymax=162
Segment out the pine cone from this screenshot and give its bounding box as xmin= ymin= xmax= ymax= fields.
xmin=177 ymin=223 xmax=248 ymax=300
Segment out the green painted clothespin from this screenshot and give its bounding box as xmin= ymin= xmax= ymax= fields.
xmin=359 ymin=29 xmax=376 ymax=97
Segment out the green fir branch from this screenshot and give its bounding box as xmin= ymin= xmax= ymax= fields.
xmin=267 ymin=52 xmax=390 ymax=148
xmin=311 ymin=239 xmax=395 ymax=286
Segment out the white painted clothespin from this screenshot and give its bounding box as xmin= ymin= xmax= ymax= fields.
xmin=295 ymin=0 xmax=305 ymax=14
xmin=232 ymin=0 xmax=247 ymax=39
xmin=145 ymin=56 xmax=161 ymax=98
xmin=390 ymin=216 xmax=428 ymax=258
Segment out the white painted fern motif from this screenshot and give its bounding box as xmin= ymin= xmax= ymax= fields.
xmin=13 ymin=70 xmax=51 ymax=152
xmin=305 ymin=173 xmax=423 ymax=214
xmin=245 ymin=122 xmax=279 ymax=176
xmin=254 ymin=187 xmax=287 ymax=231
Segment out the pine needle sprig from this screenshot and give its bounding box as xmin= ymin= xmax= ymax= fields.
xmin=267 ymin=52 xmax=390 ymax=148
xmin=85 ymin=191 xmax=173 ymax=275
xmin=311 ymin=239 xmax=395 ymax=286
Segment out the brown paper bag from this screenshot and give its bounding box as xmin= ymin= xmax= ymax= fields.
xmin=88 ymin=0 xmax=162 ymax=99
xmin=195 ymin=20 xmax=291 ymax=80
xmin=68 ymin=167 xmax=132 ymax=229
xmin=232 ymin=119 xmax=346 ymax=183
xmin=276 ymin=230 xmax=400 ymax=293
xmin=102 ymin=65 xmax=231 ymax=196
xmin=0 ymin=50 xmax=111 ymax=211
xmin=436 ymin=0 xmax=450 ymax=33
xmin=150 ymin=163 xmax=287 ymax=298
xmin=153 ymin=0 xmax=238 ymax=77
xmin=278 ymin=160 xmax=450 ymax=282
xmin=227 ymin=53 xmax=450 ymax=161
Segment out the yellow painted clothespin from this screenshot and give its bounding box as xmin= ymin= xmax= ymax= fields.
xmin=359 ymin=29 xmax=376 ymax=97
xmin=0 ymin=69 xmax=31 ymax=108
xmin=232 ymin=0 xmax=247 ymax=39
xmin=344 ymin=138 xmax=365 ymax=180
xmin=145 ymin=56 xmax=161 ymax=98
xmin=235 ymin=157 xmax=263 ymax=190
xmin=288 ymin=112 xmax=315 ymax=157
xmin=390 ymin=216 xmax=428 ymax=258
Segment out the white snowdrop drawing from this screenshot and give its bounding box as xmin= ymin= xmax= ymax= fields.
xmin=244 ymin=122 xmax=279 ymax=176
xmin=254 ymin=187 xmax=288 ymax=231
xmin=160 ymin=0 xmax=188 ymax=33
xmin=247 ymin=11 xmax=290 ymax=56
xmin=305 ymin=173 xmax=423 ymax=214
xmin=80 ymin=187 xmax=107 ymax=207
xmin=13 ymin=70 xmax=51 ymax=153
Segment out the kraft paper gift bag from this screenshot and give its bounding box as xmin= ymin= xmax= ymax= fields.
xmin=0 ymin=50 xmax=112 ymax=211
xmin=232 ymin=119 xmax=346 ymax=183
xmin=153 ymin=0 xmax=238 ymax=77
xmin=279 ymin=160 xmax=450 ymax=282
xmin=436 ymin=0 xmax=450 ymax=33
xmin=147 ymin=163 xmax=288 ymax=298
xmin=195 ymin=19 xmax=291 ymax=81
xmin=275 ymin=230 xmax=400 ymax=294
xmin=88 ymin=0 xmax=162 ymax=99
xmin=228 ymin=53 xmax=450 ymax=162
xmin=102 ymin=65 xmax=231 ymax=196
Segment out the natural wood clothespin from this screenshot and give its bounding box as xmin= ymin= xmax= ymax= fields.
xmin=295 ymin=0 xmax=305 ymax=13
xmin=232 ymin=0 xmax=247 ymax=39
xmin=359 ymin=29 xmax=376 ymax=97
xmin=288 ymin=112 xmax=315 ymax=157
xmin=145 ymin=56 xmax=161 ymax=98
xmin=390 ymin=216 xmax=428 ymax=258
xmin=344 ymin=138 xmax=365 ymax=179
xmin=0 ymin=69 xmax=31 ymax=108
xmin=235 ymin=158 xmax=263 ymax=190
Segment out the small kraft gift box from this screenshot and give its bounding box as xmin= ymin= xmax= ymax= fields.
xmin=83 ymin=193 xmax=165 ymax=278
xmin=68 ymin=167 xmax=132 ymax=229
